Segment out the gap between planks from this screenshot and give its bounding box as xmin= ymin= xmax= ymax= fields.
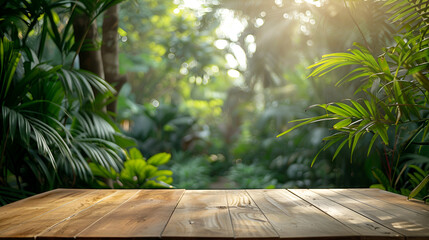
xmin=288 ymin=189 xmax=404 ymax=240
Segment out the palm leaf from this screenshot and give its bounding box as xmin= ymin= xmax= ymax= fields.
xmin=0 ymin=37 xmax=21 ymax=102
xmin=58 ymin=69 xmax=115 ymax=103
xmin=2 ymin=106 xmax=73 ymax=169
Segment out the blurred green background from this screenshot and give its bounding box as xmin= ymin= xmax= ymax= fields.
xmin=1 ymin=0 xmax=428 ymax=204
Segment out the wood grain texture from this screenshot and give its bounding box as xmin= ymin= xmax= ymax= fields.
xmin=247 ymin=189 xmax=359 ymax=239
xmin=226 ymin=190 xmax=278 ymax=239
xmin=0 ymin=190 xmax=116 ymax=239
xmin=176 ymin=190 xmax=228 ymax=208
xmin=289 ymin=189 xmax=402 ymax=240
xmin=313 ymin=189 xmax=429 ymax=240
xmin=0 ymin=189 xmax=92 ymax=233
xmin=348 ymin=188 xmax=429 ymax=215
xmin=162 ymin=190 xmax=234 ymax=239
xmin=37 ymin=190 xmax=138 ymax=239
xmin=76 ymin=189 xmax=184 ymax=239
xmin=332 ymin=189 xmax=429 ymax=227
xmin=0 ymin=189 xmax=428 ymax=240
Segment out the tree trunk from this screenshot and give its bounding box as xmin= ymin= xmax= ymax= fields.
xmin=73 ymin=15 xmax=104 ymax=79
xmin=102 ymin=4 xmax=127 ymax=115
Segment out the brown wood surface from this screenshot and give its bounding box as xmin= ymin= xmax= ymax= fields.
xmin=162 ymin=190 xmax=234 ymax=239
xmin=37 ymin=190 xmax=138 ymax=239
xmin=226 ymin=190 xmax=278 ymax=239
xmin=0 ymin=189 xmax=93 ymax=233
xmin=247 ymin=189 xmax=359 ymax=239
xmin=76 ymin=189 xmax=184 ymax=239
xmin=289 ymin=189 xmax=402 ymax=240
xmin=312 ymin=189 xmax=429 ymax=240
xmin=0 ymin=190 xmax=116 ymax=239
xmin=0 ymin=188 xmax=428 ymax=240
xmin=333 ymin=189 xmax=429 ymax=230
xmin=348 ymin=188 xmax=429 ymax=215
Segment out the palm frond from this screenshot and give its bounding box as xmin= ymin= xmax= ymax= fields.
xmin=75 ymin=0 xmax=124 ymax=21
xmin=71 ymin=137 xmax=123 ymax=174
xmin=386 ymin=0 xmax=429 ymax=33
xmin=58 ymin=69 xmax=116 ymax=103
xmin=2 ymin=106 xmax=73 ymax=170
xmin=72 ymin=111 xmax=116 ymax=140
xmin=68 ymin=110 xmax=125 ymax=175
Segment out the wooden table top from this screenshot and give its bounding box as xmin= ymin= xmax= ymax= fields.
xmin=0 ymin=189 xmax=428 ymax=239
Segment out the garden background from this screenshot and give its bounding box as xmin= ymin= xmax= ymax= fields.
xmin=1 ymin=0 xmax=428 ymax=205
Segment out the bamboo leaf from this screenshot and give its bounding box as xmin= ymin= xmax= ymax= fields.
xmin=408 ymin=165 xmax=427 ymax=178
xmin=333 ymin=118 xmax=352 ymax=130
xmin=333 ymin=139 xmax=348 ymax=161
xmin=408 ymin=62 xmax=429 ymax=74
xmin=372 ymin=168 xmax=391 ymax=189
xmin=367 ymin=132 xmax=379 ymax=156
xmin=277 ymin=115 xmax=331 ymax=137
xmin=337 ymin=102 xmax=363 ymax=117
xmin=326 ymin=105 xmax=354 ymax=117
xmin=350 ymin=100 xmax=370 ymax=118
xmin=374 ymin=123 xmax=389 ymax=145
xmin=408 ymin=173 xmax=421 ymax=186
xmin=408 ymin=174 xmax=429 ymax=200
xmin=351 ymin=131 xmax=364 ymax=162
xmin=378 ymin=56 xmax=391 ymax=75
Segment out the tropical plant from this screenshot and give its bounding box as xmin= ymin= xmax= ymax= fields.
xmin=0 ymin=0 xmax=133 ymax=203
xmin=118 ymin=96 xmax=207 ymax=157
xmin=227 ymin=163 xmax=277 ymax=189
xmin=90 ymin=147 xmax=173 ymax=189
xmin=278 ymin=0 xmax=429 ymax=200
xmin=170 ymin=153 xmax=212 ymax=189
xmin=118 ymin=0 xmax=226 ymax=105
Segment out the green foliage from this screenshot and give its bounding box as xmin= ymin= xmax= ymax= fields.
xmin=371 ymin=163 xmax=429 ymax=202
xmin=220 ymin=0 xmax=394 ymax=90
xmin=407 ymin=165 xmax=429 ymax=200
xmin=0 ymin=0 xmax=132 ymax=203
xmin=90 ymin=147 xmax=173 ymax=189
xmin=278 ymin=0 xmax=429 ymax=199
xmin=170 ymin=154 xmax=212 ymax=189
xmin=227 ymin=163 xmax=277 ymax=189
xmin=118 ymin=90 xmax=208 ymax=156
xmin=118 ymin=0 xmax=225 ymax=104
xmin=0 ymin=186 xmax=33 ymax=206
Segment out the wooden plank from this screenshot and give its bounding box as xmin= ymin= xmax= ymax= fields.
xmin=76 ymin=189 xmax=184 ymax=239
xmin=162 ymin=190 xmax=234 ymax=239
xmin=0 ymin=189 xmax=116 ymax=239
xmin=332 ymin=189 xmax=429 ymax=227
xmin=176 ymin=189 xmax=228 ymax=208
xmin=312 ymin=189 xmax=429 ymax=240
xmin=37 ymin=190 xmax=138 ymax=239
xmin=0 ymin=189 xmax=92 ymax=233
xmin=348 ymin=188 xmax=429 ymax=215
xmin=226 ymin=190 xmax=278 ymax=239
xmin=247 ymin=189 xmax=358 ymax=239
xmin=289 ymin=189 xmax=402 ymax=240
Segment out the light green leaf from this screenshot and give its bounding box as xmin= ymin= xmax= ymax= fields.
xmin=129 ymin=147 xmax=144 ymax=160
xmin=333 ymin=139 xmax=348 ymax=161
xmin=350 ymin=100 xmax=370 ymax=118
xmin=336 ymin=102 xmax=362 ymax=117
xmin=367 ymin=133 xmax=379 ymax=156
xmin=277 ymin=115 xmax=332 ymax=137
xmin=148 ymin=152 xmax=171 ymax=166
xmin=326 ymin=105 xmax=353 ymax=117
xmin=333 ymin=118 xmax=352 ymax=130
xmin=408 ymin=174 xmax=429 ymax=200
